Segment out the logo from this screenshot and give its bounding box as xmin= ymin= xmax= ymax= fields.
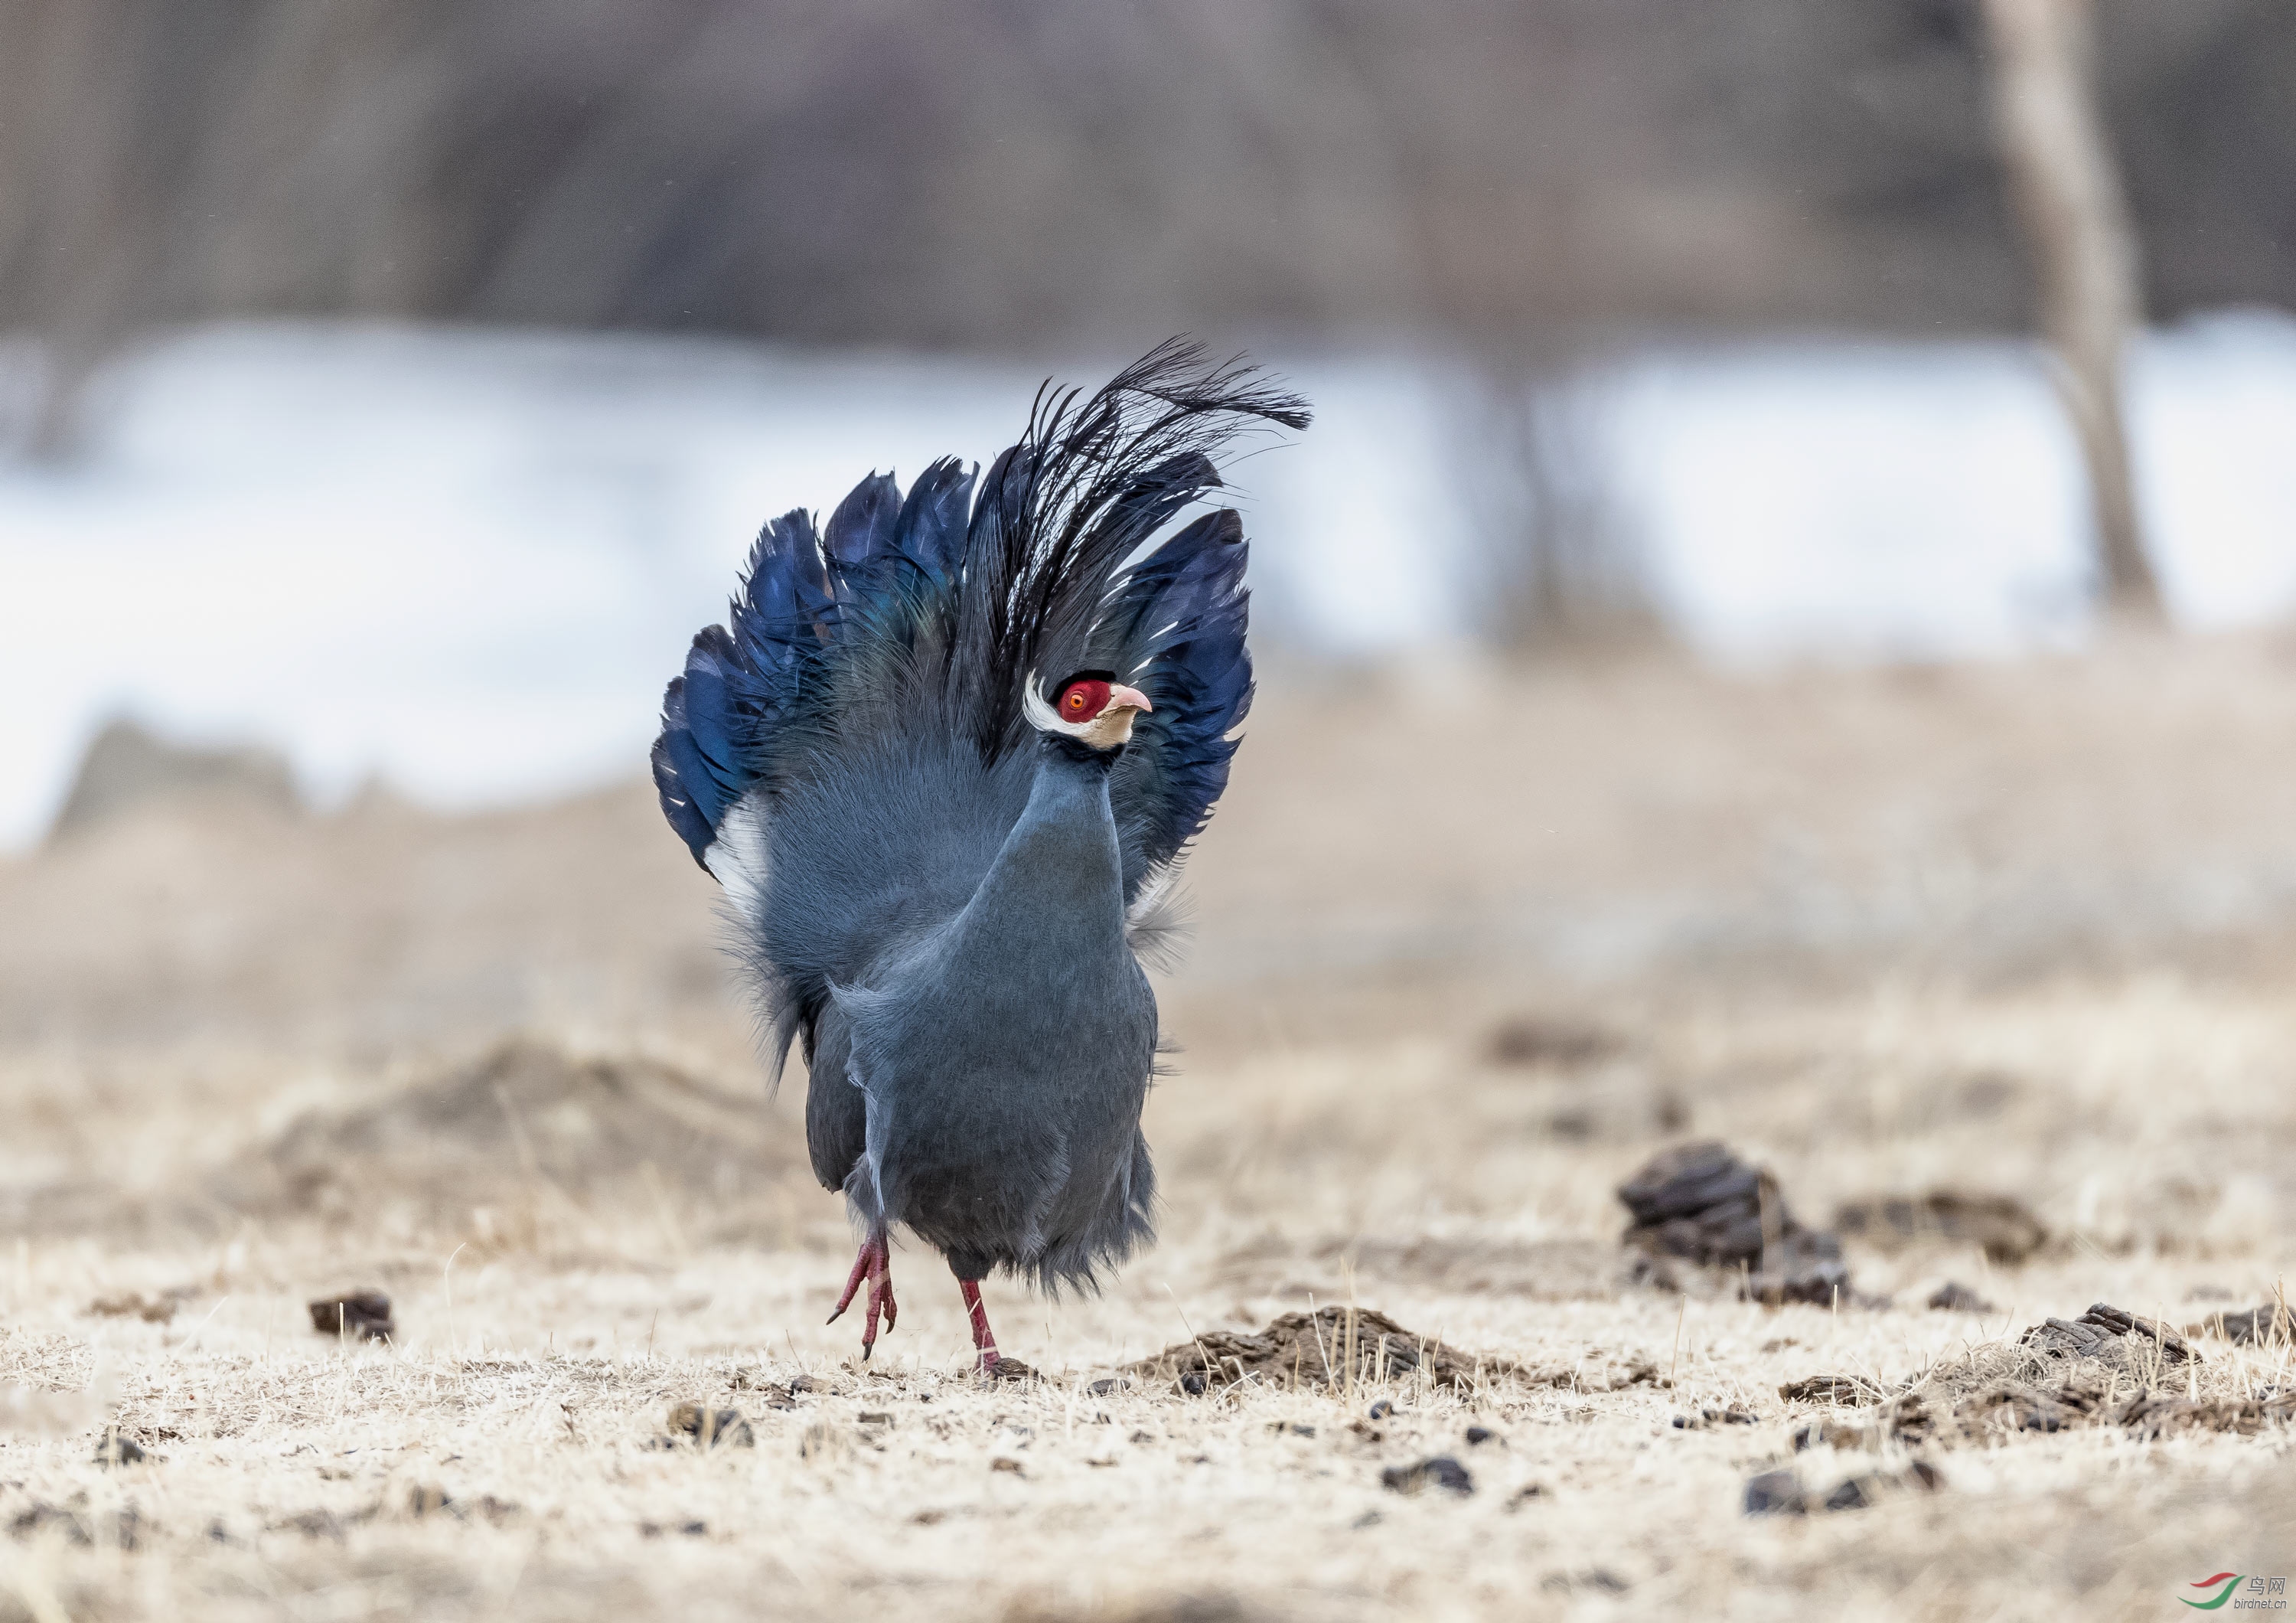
xmin=2185 ymin=1575 xmax=2289 ymax=1611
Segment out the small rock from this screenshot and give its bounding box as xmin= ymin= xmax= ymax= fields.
xmin=990 ymin=1457 xmax=1025 ymax=1475
xmin=665 ymin=1403 xmax=754 ymax=1448
xmin=1821 ymin=1476 xmax=1874 ymax=1511
xmin=1541 ymin=1569 xmax=1629 ymax=1595
xmin=1463 ymin=1425 xmax=1496 ymax=1445
xmin=308 ymin=1291 xmax=395 ymax=1342
xmin=1367 ymin=1399 xmax=1394 ymax=1419
xmin=1778 ymin=1375 xmax=1886 ymax=1405
xmin=1086 ymin=1378 xmax=1127 ymax=1396
xmin=93 ymin=1428 xmax=148 ymax=1466
xmin=1747 ymin=1461 xmax=1940 ymax=1517
xmin=1381 ymin=1456 xmax=1473 ymax=1496
xmin=1927 ymin=1282 xmax=1996 ymax=1313
xmin=1790 ymin=1419 xmax=1864 ymax=1452
xmin=797 ymin=1421 xmax=849 ymax=1460
xmin=1673 ymin=1406 xmax=1759 ymax=1429
xmin=1743 ymin=1469 xmax=1806 ymax=1516
xmin=276 ymin=1509 xmax=347 ymax=1542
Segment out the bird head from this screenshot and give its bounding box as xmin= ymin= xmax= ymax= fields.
xmin=1024 ymin=669 xmax=1153 ymax=751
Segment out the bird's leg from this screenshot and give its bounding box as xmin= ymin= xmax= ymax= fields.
xmin=826 ymin=1231 xmax=897 ymax=1359
xmin=956 ymin=1274 xmax=1000 ymax=1372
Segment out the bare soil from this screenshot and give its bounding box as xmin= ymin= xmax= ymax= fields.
xmin=3 ymin=635 xmax=2294 ymax=1621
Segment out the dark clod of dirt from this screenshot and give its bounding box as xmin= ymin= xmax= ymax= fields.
xmin=1135 ymin=1307 xmax=1510 ymax=1395
xmin=664 ymin=1403 xmax=754 ymax=1448
xmin=1087 ymin=1378 xmax=1128 ymax=1396
xmin=729 ymin=1369 xmax=801 ymax=1407
xmin=2021 ymin=1302 xmax=2197 ymax=1366
xmin=10 ymin=1503 xmax=148 ymax=1549
xmin=1003 ymin=1595 xmax=1257 ymax=1623
xmin=1486 ymin=1015 xmax=1626 ymax=1069
xmin=1463 ymin=1425 xmax=1497 ymax=1445
xmin=1928 ymin=1281 xmax=1996 ymax=1313
xmin=309 ymin=1290 xmax=394 ymax=1341
xmin=1618 ymin=1141 xmax=1849 ymax=1305
xmin=1673 ymin=1405 xmax=1759 ymax=1429
xmin=1368 ymin=1399 xmax=1394 ymax=1419
xmin=274 ymin=1509 xmax=349 ymax=1542
xmin=641 ymin=1520 xmax=709 ymax=1538
xmin=1381 ymin=1455 xmax=1474 ymax=1496
xmin=86 ymin=1290 xmax=188 ymax=1324
xmin=1778 ymin=1374 xmax=1886 ymax=1406
xmin=1746 ymin=1461 xmax=1942 ymax=1517
xmin=2187 ymin=1301 xmax=2294 ymax=1346
xmin=1835 ymin=1191 xmax=2049 ymax=1265
xmin=983 ymin=1355 xmax=1041 ymax=1384
xmin=93 ymin=1428 xmax=149 ymax=1465
xmin=1540 ymin=1569 xmax=1629 ymax=1595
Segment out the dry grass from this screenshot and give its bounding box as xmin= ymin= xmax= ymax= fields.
xmin=5 ymin=637 xmax=2296 ymax=1620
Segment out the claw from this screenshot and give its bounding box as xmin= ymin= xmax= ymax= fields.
xmin=830 ymin=1233 xmax=897 ymax=1357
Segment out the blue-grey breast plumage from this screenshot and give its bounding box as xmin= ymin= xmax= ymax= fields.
xmin=650 ymin=341 xmax=1309 ymax=1367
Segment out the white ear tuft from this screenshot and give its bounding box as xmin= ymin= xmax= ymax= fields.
xmin=1022 ymin=677 xmax=1079 ymax=737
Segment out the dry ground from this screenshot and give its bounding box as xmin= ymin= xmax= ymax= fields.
xmin=4 ymin=635 xmax=2295 ymax=1621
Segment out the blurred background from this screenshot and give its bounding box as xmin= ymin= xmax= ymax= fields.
xmin=3 ymin=0 xmax=2294 ymax=851
xmin=2 ymin=19 xmax=2294 ymax=1612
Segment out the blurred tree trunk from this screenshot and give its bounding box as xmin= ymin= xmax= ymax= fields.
xmin=1457 ymin=354 xmax=1662 ymax=656
xmin=1981 ymin=0 xmax=2163 ymax=622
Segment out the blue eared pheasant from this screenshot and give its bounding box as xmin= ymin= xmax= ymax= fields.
xmin=651 ymin=343 xmax=1308 ymax=1369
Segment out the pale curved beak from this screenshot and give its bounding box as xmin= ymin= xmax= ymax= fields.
xmin=1107 ymin=684 xmax=1153 ymax=714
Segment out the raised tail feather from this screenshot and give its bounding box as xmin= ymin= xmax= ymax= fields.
xmin=652 ymin=340 xmax=1305 ymax=896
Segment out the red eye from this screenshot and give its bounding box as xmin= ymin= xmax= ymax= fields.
xmin=1059 ymin=679 xmax=1109 ymax=720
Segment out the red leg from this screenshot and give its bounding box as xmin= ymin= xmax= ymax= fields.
xmin=826 ymin=1232 xmax=897 ymax=1359
xmin=957 ymin=1275 xmax=1000 ymax=1372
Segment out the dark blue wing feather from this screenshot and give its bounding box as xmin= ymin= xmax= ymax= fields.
xmin=651 ymin=508 xmax=843 ymax=867
xmin=892 ymin=456 xmax=974 ymax=585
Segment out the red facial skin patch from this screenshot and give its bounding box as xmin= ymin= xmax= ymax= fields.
xmin=1058 ymin=678 xmax=1111 ymax=722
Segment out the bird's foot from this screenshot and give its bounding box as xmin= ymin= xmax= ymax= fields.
xmin=827 ymin=1233 xmax=897 ymax=1358
xmin=957 ymin=1275 xmax=1000 ymax=1373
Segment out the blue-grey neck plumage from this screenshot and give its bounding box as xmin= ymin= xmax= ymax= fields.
xmin=648 ymin=340 xmax=1309 ymax=1367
